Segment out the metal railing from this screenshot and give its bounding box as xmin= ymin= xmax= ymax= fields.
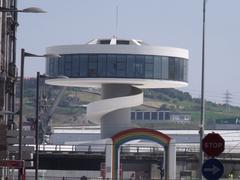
xmin=37 ymin=143 xmax=240 ymax=154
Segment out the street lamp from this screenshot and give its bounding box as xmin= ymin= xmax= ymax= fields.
xmin=35 ymin=72 xmax=67 ymax=180
xmin=0 ymin=7 xmax=47 ymax=13
xmin=0 ymin=5 xmax=46 ymax=135
xmin=199 ymin=0 xmax=206 ymax=179
xmin=18 ymin=49 xmax=60 ymax=179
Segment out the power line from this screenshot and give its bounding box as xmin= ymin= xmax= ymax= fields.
xmin=223 ymin=90 xmax=232 ymax=111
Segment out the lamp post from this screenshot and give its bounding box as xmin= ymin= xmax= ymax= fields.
xmin=19 ymin=49 xmax=60 ymax=180
xmin=199 ymin=0 xmax=206 ymax=179
xmin=35 ymin=72 xmax=40 ymax=180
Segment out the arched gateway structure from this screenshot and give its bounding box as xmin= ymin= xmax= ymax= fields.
xmin=105 ymin=128 xmax=176 ymax=179
xmin=45 ymin=37 xmax=189 ymax=138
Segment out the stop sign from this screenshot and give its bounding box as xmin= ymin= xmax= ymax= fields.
xmin=202 ymin=132 xmax=225 ymax=157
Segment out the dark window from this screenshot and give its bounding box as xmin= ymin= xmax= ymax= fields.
xmin=100 ymin=40 xmax=111 ymax=44
xmin=135 ymin=55 xmax=144 ymax=78
xmin=169 ymin=57 xmax=175 ymax=80
xmin=117 ymin=40 xmax=129 ymax=45
xmin=136 ymin=112 xmax=143 ymax=120
xmin=153 ymin=56 xmax=162 ymax=79
xmin=58 ymin=57 xmax=64 ymax=76
xmin=98 ymin=55 xmax=107 ymax=76
xmin=107 ymin=55 xmax=116 ymax=76
xmin=165 ymin=112 xmax=170 ymax=120
xmin=179 ymin=59 xmax=184 ymax=81
xmin=49 ymin=60 xmax=54 ymax=76
xmin=184 ymin=60 xmax=188 ymax=82
xmin=131 ymin=112 xmax=135 ymax=120
xmin=72 ymin=55 xmax=80 ymax=77
xmin=79 ymin=55 xmax=88 ymax=77
xmin=88 ymin=55 xmax=97 ymax=77
xmin=116 ymin=55 xmax=126 ymax=77
xmin=159 ymin=112 xmax=164 ymax=120
xmin=46 ymin=59 xmax=50 ymax=75
xmin=145 ymin=56 xmax=154 ymax=78
xmin=144 ymin=112 xmax=150 ymax=120
xmin=175 ymin=58 xmax=180 ymax=80
xmin=126 ymin=55 xmax=135 ymax=77
xmin=162 ymin=57 xmax=168 ymax=79
xmin=151 ymin=112 xmax=158 ymax=120
xmin=47 ymin=53 xmax=188 ymax=82
xmin=64 ymin=55 xmax=72 ymax=76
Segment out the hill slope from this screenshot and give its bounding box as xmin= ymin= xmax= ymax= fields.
xmin=19 ymin=78 xmax=240 ymax=129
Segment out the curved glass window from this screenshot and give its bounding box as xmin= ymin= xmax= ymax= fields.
xmin=46 ymin=53 xmax=188 ymax=82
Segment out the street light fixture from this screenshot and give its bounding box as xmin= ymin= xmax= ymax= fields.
xmin=0 ymin=7 xmax=47 ymax=13
xmin=18 ymin=49 xmax=60 ymax=179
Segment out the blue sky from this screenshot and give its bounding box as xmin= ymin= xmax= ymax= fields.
xmin=17 ymin=0 xmax=240 ymax=105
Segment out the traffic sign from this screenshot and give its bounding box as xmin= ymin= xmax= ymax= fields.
xmin=202 ymin=159 xmax=224 ymax=180
xmin=202 ymin=132 xmax=225 ymax=157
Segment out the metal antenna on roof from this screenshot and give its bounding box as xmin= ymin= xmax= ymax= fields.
xmin=115 ymin=5 xmax=119 ymax=38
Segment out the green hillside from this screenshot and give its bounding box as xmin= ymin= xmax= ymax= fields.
xmin=19 ymin=78 xmax=240 ymax=129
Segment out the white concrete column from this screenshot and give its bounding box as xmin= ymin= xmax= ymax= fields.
xmin=105 ymin=138 xmax=113 ymax=179
xmin=168 ymin=139 xmax=176 ymax=179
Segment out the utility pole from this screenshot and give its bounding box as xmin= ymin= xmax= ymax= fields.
xmin=199 ymin=0 xmax=206 ymax=179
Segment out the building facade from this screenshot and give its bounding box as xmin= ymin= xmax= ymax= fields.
xmin=0 ymin=0 xmax=18 ymax=161
xmin=45 ymin=37 xmax=189 ymax=138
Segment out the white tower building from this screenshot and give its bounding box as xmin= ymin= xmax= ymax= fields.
xmin=45 ymin=37 xmax=189 ymax=138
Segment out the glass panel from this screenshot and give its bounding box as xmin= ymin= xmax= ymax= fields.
xmin=135 ymin=55 xmax=144 ymax=78
xmin=64 ymin=55 xmax=72 ymax=77
xmin=168 ymin=57 xmax=175 ymax=80
xmin=151 ymin=112 xmax=158 ymax=120
xmin=131 ymin=112 xmax=135 ymax=120
xmin=162 ymin=57 xmax=169 ymax=79
xmin=116 ymin=40 xmax=129 ymax=45
xmin=49 ymin=60 xmax=53 ymax=76
xmin=58 ymin=56 xmax=64 ymax=76
xmin=100 ymin=40 xmax=110 ymax=44
xmin=53 ymin=58 xmax=58 ymax=76
xmin=80 ymin=55 xmax=88 ymax=77
xmin=116 ymin=55 xmax=126 ymax=77
xmin=179 ymin=59 xmax=184 ymax=81
xmin=72 ymin=55 xmax=80 ymax=77
xmin=165 ymin=112 xmax=170 ymax=120
xmin=136 ymin=112 xmax=143 ymax=120
xmin=144 ymin=112 xmax=150 ymax=120
xmin=159 ymin=111 xmax=164 ymax=120
xmin=107 ymin=55 xmax=116 ymax=77
xmin=145 ymin=56 xmax=153 ymax=78
xmin=46 ymin=59 xmax=50 ymax=75
xmin=126 ymin=55 xmax=135 ymax=77
xmin=184 ymin=60 xmax=188 ymax=82
xmin=98 ymin=55 xmax=107 ymax=76
xmin=88 ymin=55 xmax=97 ymax=77
xmin=47 ymin=53 xmax=188 ymax=80
xmin=175 ymin=58 xmax=180 ymax=81
xmin=153 ymin=56 xmax=162 ymax=79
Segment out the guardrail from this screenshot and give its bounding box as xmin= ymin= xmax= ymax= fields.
xmin=36 ymin=144 xmax=240 ymax=154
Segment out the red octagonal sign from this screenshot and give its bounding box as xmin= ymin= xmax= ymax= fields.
xmin=202 ymin=132 xmax=225 ymax=157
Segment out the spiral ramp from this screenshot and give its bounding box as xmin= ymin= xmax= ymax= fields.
xmin=87 ymin=84 xmax=143 ymax=138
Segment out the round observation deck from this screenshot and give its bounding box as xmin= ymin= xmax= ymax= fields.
xmin=46 ymin=37 xmax=188 ymax=88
